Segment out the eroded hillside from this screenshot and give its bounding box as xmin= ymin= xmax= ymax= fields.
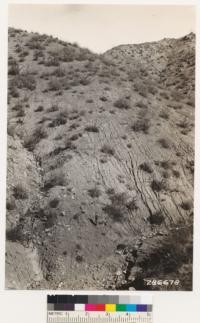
xmin=6 ymin=28 xmax=195 ymax=290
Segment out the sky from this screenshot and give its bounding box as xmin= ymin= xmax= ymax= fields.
xmin=8 ymin=4 xmax=195 ymax=53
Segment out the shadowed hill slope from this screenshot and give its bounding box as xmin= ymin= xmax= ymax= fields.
xmin=6 ymin=28 xmax=194 ymax=290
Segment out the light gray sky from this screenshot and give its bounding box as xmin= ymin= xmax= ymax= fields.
xmin=8 ymin=5 xmax=195 ymax=53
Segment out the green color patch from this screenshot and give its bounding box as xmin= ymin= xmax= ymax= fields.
xmin=116 ymin=304 xmax=126 ymax=312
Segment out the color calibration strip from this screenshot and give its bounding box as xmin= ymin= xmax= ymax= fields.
xmin=47 ymin=295 xmax=153 ymax=312
xmin=47 ymin=295 xmax=153 ymax=322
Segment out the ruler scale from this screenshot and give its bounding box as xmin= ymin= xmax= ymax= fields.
xmin=47 ymin=295 xmax=153 ymax=323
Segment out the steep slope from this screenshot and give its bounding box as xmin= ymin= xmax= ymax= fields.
xmin=6 ymin=28 xmax=194 ymax=290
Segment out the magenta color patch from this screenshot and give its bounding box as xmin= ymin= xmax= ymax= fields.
xmin=85 ymin=304 xmax=97 ymax=311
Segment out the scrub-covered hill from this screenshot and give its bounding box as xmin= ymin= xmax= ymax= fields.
xmin=6 ymin=28 xmax=195 ymax=290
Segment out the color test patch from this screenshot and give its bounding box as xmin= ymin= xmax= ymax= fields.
xmin=105 ymin=304 xmax=116 ymax=312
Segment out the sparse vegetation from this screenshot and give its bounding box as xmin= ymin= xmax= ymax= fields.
xmin=52 ymin=67 xmax=65 ymax=77
xmin=6 ymin=198 xmax=16 ymax=210
xmin=132 ymin=119 xmax=150 ymax=134
xmin=173 ymin=170 xmax=180 ymax=178
xmin=151 ymin=179 xmax=166 ymax=192
xmin=6 ymin=225 xmax=24 ymax=242
xmin=114 ymin=98 xmax=130 ymax=110
xmin=35 ymin=105 xmax=44 ymax=112
xmin=139 ymin=162 xmax=153 ymax=173
xmin=13 ymin=184 xmax=28 ymax=200
xmin=43 ymin=170 xmax=66 ymax=191
xmin=101 ymin=144 xmax=115 ymax=156
xmin=136 ymin=101 xmax=147 ymax=109
xmin=24 ymin=127 xmax=47 ymax=151
xmin=180 ymin=200 xmax=192 ymax=211
xmin=148 ymin=211 xmax=164 ymax=225
xmin=49 ymin=198 xmax=60 ymax=208
xmin=11 ymin=74 xmax=36 ymax=91
xmin=48 ymin=78 xmax=61 ymax=91
xmin=157 ymin=138 xmax=171 ymax=149
xmin=6 ymin=28 xmax=194 ymax=291
xmin=100 ymin=96 xmax=108 ymax=102
xmin=47 ymin=104 xmax=60 ymax=113
xmin=103 ymin=205 xmax=123 ymax=221
xmin=160 ymin=160 xmax=171 ymax=169
xmin=159 ymin=111 xmax=169 ymax=120
xmin=88 ymin=187 xmax=101 ymax=198
xmin=48 ymin=112 xmax=67 ymax=127
xmin=8 ymin=59 xmax=19 ymax=75
xmin=85 ymin=125 xmax=99 ymax=133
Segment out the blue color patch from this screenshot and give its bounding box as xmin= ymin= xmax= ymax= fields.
xmin=136 ymin=304 xmax=147 ymax=312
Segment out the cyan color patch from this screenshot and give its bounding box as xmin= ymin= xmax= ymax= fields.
xmin=126 ymin=304 xmax=137 ymax=312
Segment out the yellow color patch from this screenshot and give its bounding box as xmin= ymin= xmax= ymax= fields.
xmin=105 ymin=304 xmax=116 ymax=312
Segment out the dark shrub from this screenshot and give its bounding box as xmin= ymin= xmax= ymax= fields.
xmin=7 ymin=125 xmax=15 ymax=137
xmin=49 ymin=198 xmax=60 ymax=208
xmin=160 ymin=160 xmax=171 ymax=169
xmin=159 ymin=111 xmax=169 ymax=120
xmin=151 ymin=179 xmax=166 ymax=192
xmin=26 ymin=36 xmax=44 ymax=50
xmin=88 ymin=187 xmax=101 ymax=198
xmin=6 ymin=225 xmax=23 ymax=242
xmin=35 ymin=105 xmax=44 ymax=112
xmin=24 ymin=127 xmax=47 ymax=151
xmin=52 ymin=67 xmax=65 ymax=77
xmin=47 ymin=104 xmax=59 ymax=113
xmin=136 ymin=101 xmax=147 ymax=109
xmin=6 ymin=198 xmax=16 ymax=210
xmin=126 ymin=197 xmax=138 ymax=211
xmin=45 ymin=56 xmax=59 ymax=67
xmin=12 ymin=103 xmax=23 ymax=111
xmin=33 ymin=49 xmax=44 ymax=61
xmin=176 ymin=119 xmax=190 ymax=129
xmin=173 ymin=170 xmax=180 ymax=178
xmin=160 ymin=91 xmax=169 ymax=99
xmin=139 ymin=162 xmax=153 ymax=173
xmin=158 ymin=138 xmax=171 ymax=149
xmin=76 ymin=254 xmax=83 ymax=262
xmin=9 ymin=87 xmax=19 ymax=98
xmin=64 ymin=140 xmax=76 ymax=151
xmin=101 ymin=144 xmax=115 ymax=156
xmin=8 ymin=60 xmax=19 ymax=75
xmin=100 ymin=96 xmax=108 ymax=102
xmin=69 ymin=134 xmax=80 ymax=141
xmin=162 ymin=171 xmax=169 ymax=179
xmin=48 ymin=78 xmax=61 ymax=91
xmin=148 ymin=212 xmax=164 ymax=225
xmin=80 ymin=78 xmax=91 ymax=86
xmin=48 ymin=112 xmax=67 ymax=127
xmin=148 ymin=85 xmax=157 ymax=95
xmin=43 ymin=171 xmax=66 ymax=191
xmin=134 ymin=82 xmax=148 ymax=97
xmin=114 ymin=98 xmax=130 ymax=110
xmin=13 ymin=184 xmax=28 ymax=200
xmin=12 ymin=74 xmax=36 ymax=91
xmin=132 ymin=119 xmax=150 ymax=134
xmin=103 ymin=205 xmax=123 ymax=222
xmin=16 ymin=109 xmax=25 ymax=117
xmin=85 ymin=125 xmax=99 ymax=133
xmin=181 ymin=201 xmax=193 ymax=211
xmin=109 ymin=192 xmax=126 ymax=205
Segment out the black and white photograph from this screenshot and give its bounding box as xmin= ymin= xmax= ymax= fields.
xmin=6 ymin=4 xmax=195 ymax=291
